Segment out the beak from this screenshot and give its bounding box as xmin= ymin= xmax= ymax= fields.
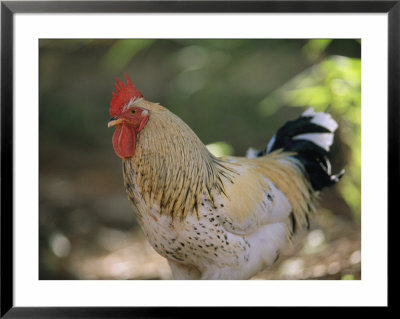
xmin=108 ymin=117 xmax=123 ymax=128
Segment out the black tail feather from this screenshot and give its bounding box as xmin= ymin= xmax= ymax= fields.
xmin=260 ymin=110 xmax=343 ymax=191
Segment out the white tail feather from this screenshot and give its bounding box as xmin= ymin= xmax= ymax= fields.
xmin=296 ymin=108 xmax=338 ymax=151
xmin=247 ymin=108 xmax=339 ymax=158
xmin=246 ymin=147 xmax=260 ymax=158
xmin=293 ymin=132 xmax=334 ymax=151
xmin=302 ymin=108 xmax=338 ymax=132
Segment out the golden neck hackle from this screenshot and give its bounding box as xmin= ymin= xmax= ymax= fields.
xmin=122 ymin=101 xmax=235 ymax=220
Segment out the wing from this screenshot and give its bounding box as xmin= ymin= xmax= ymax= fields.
xmin=215 ymin=151 xmax=313 ymax=236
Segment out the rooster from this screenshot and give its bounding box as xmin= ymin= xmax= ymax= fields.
xmin=108 ymin=73 xmax=343 ymax=280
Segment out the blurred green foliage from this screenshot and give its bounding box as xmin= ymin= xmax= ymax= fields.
xmin=273 ymin=45 xmax=361 ymax=220
xmin=341 ymin=274 xmax=355 ymax=280
xmin=101 ymin=39 xmax=155 ymax=72
xmin=206 ymin=141 xmax=234 ymax=157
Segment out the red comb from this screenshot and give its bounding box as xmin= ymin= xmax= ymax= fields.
xmin=110 ymin=73 xmax=143 ymax=117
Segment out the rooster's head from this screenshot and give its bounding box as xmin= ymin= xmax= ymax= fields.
xmin=108 ymin=73 xmax=149 ymax=159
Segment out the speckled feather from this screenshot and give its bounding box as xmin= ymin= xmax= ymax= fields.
xmin=120 ymin=99 xmax=322 ymax=280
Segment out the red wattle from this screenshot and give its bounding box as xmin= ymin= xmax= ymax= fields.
xmin=112 ymin=123 xmax=137 ymax=159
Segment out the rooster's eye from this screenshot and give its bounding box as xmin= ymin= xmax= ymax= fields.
xmin=130 ymin=109 xmax=136 ymax=114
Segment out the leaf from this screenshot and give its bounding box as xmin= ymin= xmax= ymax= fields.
xmin=302 ymin=39 xmax=332 ymax=61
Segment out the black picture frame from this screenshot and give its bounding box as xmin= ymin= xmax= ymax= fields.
xmin=1 ymin=0 xmax=395 ymax=317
